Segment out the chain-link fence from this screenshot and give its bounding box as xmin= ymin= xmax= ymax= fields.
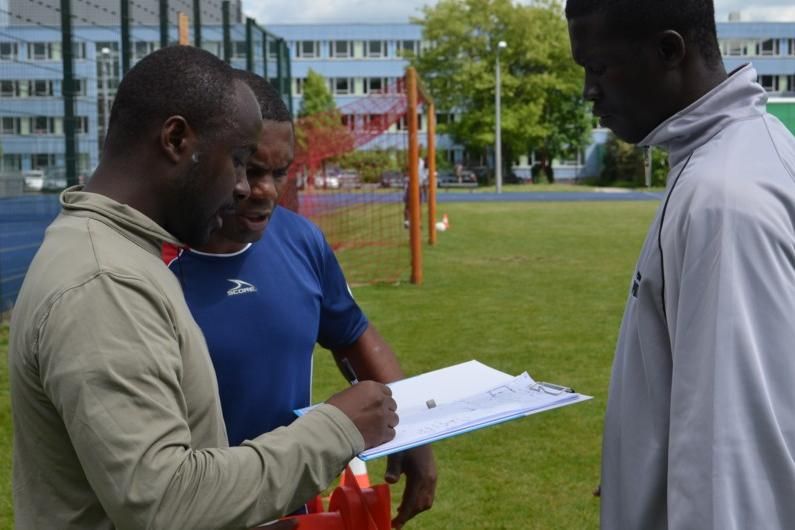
xmin=0 ymin=0 xmax=292 ymax=310
xmin=0 ymin=0 xmax=291 ymax=192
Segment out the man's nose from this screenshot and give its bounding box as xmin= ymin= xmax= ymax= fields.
xmin=583 ymin=75 xmax=600 ymax=102
xmin=251 ymin=176 xmax=278 ymax=201
xmin=234 ymin=165 xmax=251 ymax=202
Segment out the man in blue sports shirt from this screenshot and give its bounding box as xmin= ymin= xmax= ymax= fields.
xmin=168 ymin=70 xmax=436 ymax=529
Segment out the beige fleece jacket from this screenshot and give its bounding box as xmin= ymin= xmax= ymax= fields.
xmin=9 ymin=188 xmax=363 ymax=530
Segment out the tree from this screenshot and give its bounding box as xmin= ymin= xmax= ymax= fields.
xmin=411 ymin=0 xmax=591 ymax=178
xmin=600 ymin=134 xmax=669 ymax=187
xmin=298 ymin=69 xmax=336 ymax=117
xmin=292 ymin=69 xmax=353 ymax=185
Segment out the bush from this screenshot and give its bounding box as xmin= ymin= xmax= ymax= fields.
xmin=531 ymin=163 xmax=554 ymax=184
xmin=331 ymin=149 xmax=402 ymax=184
xmin=600 ymin=134 xmax=668 ymax=187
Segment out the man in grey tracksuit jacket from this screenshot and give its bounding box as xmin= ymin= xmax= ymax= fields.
xmin=601 ymin=65 xmax=795 ymax=529
xmin=568 ymin=0 xmax=795 ymax=525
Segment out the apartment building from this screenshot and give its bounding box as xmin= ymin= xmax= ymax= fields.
xmin=1 ymin=16 xmax=794 ymax=178
xmin=0 ymin=0 xmax=245 ymax=175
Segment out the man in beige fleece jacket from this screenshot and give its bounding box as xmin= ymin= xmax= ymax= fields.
xmin=9 ymin=45 xmax=397 ymax=530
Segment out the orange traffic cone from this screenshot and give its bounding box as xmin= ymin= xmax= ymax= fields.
xmin=340 ymin=457 xmax=370 ymax=488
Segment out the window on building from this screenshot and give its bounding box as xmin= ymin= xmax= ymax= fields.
xmin=268 ymin=40 xmax=279 ymax=60
xmin=76 ymin=116 xmax=89 ymax=134
xmin=436 ymin=112 xmax=456 ymax=125
xmin=395 ymin=113 xmax=423 ymax=131
xmin=721 ymin=39 xmax=747 ymax=56
xmin=555 ymin=147 xmax=584 ymax=167
xmin=397 ymin=40 xmax=420 ymax=57
xmin=95 ymin=42 xmax=121 ymax=93
xmin=31 ymin=117 xmax=55 ymax=135
xmin=297 ymin=40 xmax=319 ymax=58
xmin=365 ymin=114 xmax=383 ymax=129
xmin=77 ymin=153 xmax=89 ymax=172
xmin=71 ymin=79 xmax=86 ymax=96
xmin=233 ymin=41 xmax=248 ymax=59
xmin=1 ymin=117 xmax=20 ymax=135
xmin=31 ymin=153 xmax=56 ymax=169
xmin=788 ymin=39 xmax=795 ymax=56
xmin=1 ymin=154 xmax=23 ymax=172
xmin=759 ymin=39 xmax=779 ymax=56
xmin=785 ymin=75 xmax=795 ymax=93
xmin=364 ymin=77 xmax=385 ymax=94
xmin=294 ymin=78 xmax=305 ymax=95
xmin=758 ymin=75 xmax=779 ymax=92
xmin=31 ymin=80 xmax=53 ymax=97
xmin=0 ymin=42 xmax=18 ymax=60
xmin=202 ymin=41 xmax=221 ymax=57
xmin=333 ymin=77 xmax=352 ymax=95
xmin=134 ymin=41 xmax=157 ymax=61
xmin=72 ymin=42 xmax=86 ymax=59
xmin=366 ymin=40 xmax=386 ymax=58
xmin=331 ymin=40 xmax=352 ymax=58
xmin=30 ymin=42 xmax=54 ymax=60
xmin=0 ymin=80 xmax=18 ymax=97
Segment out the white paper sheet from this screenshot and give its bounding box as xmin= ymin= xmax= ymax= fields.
xmin=295 ymin=360 xmax=591 ymax=461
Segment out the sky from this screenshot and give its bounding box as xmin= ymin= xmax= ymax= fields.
xmin=242 ymin=0 xmax=795 ymax=25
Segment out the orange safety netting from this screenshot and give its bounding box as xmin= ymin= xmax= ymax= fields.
xmin=280 ymin=76 xmax=428 ymax=285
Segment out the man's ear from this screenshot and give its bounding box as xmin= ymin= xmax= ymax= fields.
xmin=160 ymin=115 xmax=196 ymax=164
xmin=656 ymin=30 xmax=687 ymax=68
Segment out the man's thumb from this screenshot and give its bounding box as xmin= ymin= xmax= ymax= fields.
xmin=385 ymin=453 xmax=404 ymax=483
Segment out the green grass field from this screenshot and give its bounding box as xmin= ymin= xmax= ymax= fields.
xmin=0 ymin=200 xmax=657 ymax=529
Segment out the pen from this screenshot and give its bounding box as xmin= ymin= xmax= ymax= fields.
xmin=340 ymin=357 xmax=359 ymax=385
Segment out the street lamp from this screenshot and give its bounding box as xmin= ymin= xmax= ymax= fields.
xmin=495 ymin=40 xmax=507 ymax=194
xmin=100 ymin=47 xmax=112 ymax=148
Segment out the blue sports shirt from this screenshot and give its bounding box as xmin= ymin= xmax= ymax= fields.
xmin=169 ymin=206 xmax=368 ymax=446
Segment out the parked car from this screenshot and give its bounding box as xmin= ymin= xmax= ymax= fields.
xmin=338 ymin=169 xmax=362 ymax=189
xmin=314 ymin=174 xmax=340 ymax=189
xmin=23 ymin=170 xmax=45 ymax=191
xmin=436 ymin=170 xmax=457 ymax=185
xmin=459 ymin=169 xmax=477 ymax=183
xmin=466 ymin=166 xmax=493 ymax=186
xmin=437 ymin=169 xmax=478 ymax=188
xmin=42 ymin=168 xmax=68 ymax=192
xmin=438 ymin=169 xmax=476 ymax=184
xmin=380 ymin=170 xmax=407 ymax=188
xmin=511 ymin=167 xmax=533 ymax=183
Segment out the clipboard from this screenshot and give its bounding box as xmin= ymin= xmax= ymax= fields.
xmin=295 ymin=360 xmax=591 ymax=461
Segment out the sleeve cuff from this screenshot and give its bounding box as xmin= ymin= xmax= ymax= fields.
xmin=310 ymin=403 xmax=365 ymax=454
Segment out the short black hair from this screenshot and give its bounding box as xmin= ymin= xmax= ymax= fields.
xmin=105 ymin=45 xmax=235 ymax=152
xmin=233 ymin=69 xmax=293 ymax=123
xmin=565 ymin=0 xmax=722 ymax=67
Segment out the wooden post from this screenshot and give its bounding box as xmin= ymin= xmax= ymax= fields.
xmin=178 ymin=12 xmax=189 ymax=45
xmin=407 ymin=67 xmax=423 ymax=285
xmin=427 ymin=103 xmax=437 ymax=245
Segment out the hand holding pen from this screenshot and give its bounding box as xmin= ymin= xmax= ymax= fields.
xmin=326 ymin=358 xmax=399 ymax=449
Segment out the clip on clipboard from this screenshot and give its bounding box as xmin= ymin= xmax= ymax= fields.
xmin=532 ymin=382 xmax=575 ymax=395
